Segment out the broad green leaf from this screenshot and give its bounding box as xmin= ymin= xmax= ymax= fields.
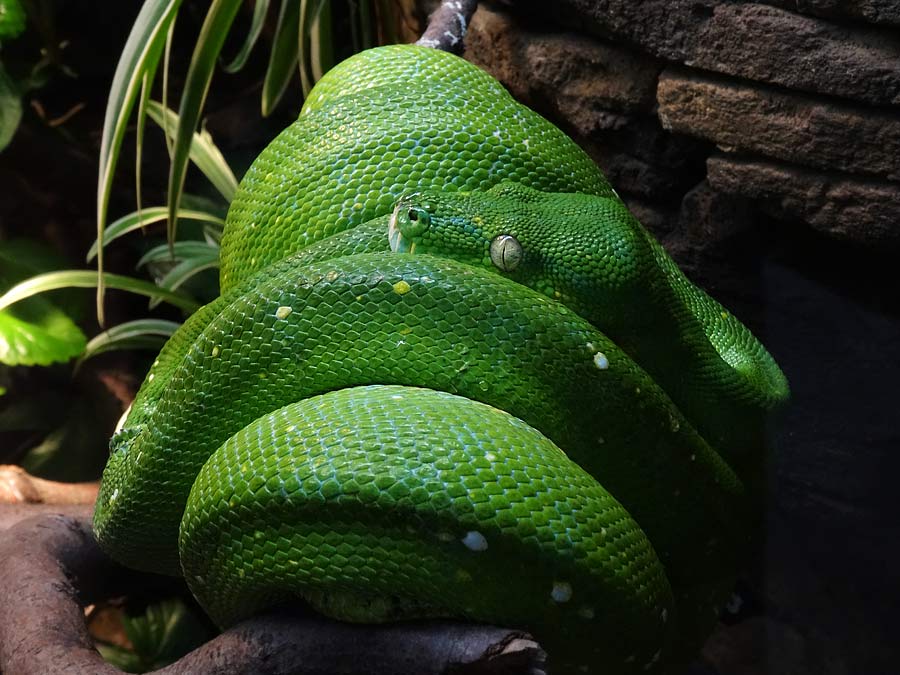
xmin=0 ymin=63 xmax=22 ymax=151
xmin=0 ymin=240 xmax=86 ymax=367
xmin=0 ymin=0 xmax=26 ymax=40
xmin=167 ymin=0 xmax=243 ymax=249
xmin=146 ymin=100 xmax=238 ymax=202
xmin=0 ymin=296 xmax=86 ymax=366
xmin=79 ymin=319 xmax=179 ymax=364
xmin=0 ymin=271 xmax=201 ymax=314
xmin=261 ymin=0 xmax=301 ymax=116
xmin=97 ymin=0 xmax=182 ymax=321
xmin=86 ymin=207 xmax=225 ymax=262
xmin=0 ymin=238 xmax=69 ymax=280
xmin=137 ymin=240 xmax=219 ymax=268
xmin=223 ymin=0 xmax=271 ymax=73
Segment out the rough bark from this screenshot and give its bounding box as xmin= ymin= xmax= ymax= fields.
xmin=0 ymin=510 xmax=546 ymax=675
xmin=417 ymin=0 xmax=479 ymax=53
xmin=0 ymin=464 xmax=99 ymax=505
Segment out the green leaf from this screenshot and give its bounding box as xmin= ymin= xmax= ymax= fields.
xmin=98 ymin=598 xmax=213 ymax=672
xmin=0 ymin=62 xmax=23 ymax=151
xmin=0 ymin=271 xmax=201 ymax=314
xmin=86 ymin=207 xmax=226 ymax=262
xmin=150 ymin=249 xmax=219 ymax=307
xmin=305 ymin=0 xmax=333 ymax=86
xmin=0 ymin=296 xmax=86 ymax=366
xmin=166 ymin=0 xmax=243 ymax=249
xmin=0 ymin=0 xmax=26 ymax=40
xmin=261 ymin=0 xmax=301 ymax=116
xmin=0 ymin=240 xmax=86 ymax=367
xmin=97 ymin=0 xmax=182 ymax=321
xmin=78 ymin=319 xmax=179 ymax=365
xmin=146 ymin=100 xmax=238 ymax=202
xmin=137 ymin=240 xmax=219 ymax=268
xmin=223 ymin=0 xmax=271 ymax=73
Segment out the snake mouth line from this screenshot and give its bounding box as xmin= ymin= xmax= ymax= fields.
xmin=388 ymin=204 xmax=416 ymax=254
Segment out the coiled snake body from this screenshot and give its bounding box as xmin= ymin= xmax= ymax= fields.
xmin=94 ymin=45 xmax=789 ymax=674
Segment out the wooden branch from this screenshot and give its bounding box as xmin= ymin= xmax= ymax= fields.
xmin=0 ymin=464 xmax=99 ymax=505
xmin=0 ymin=510 xmax=546 ymax=675
xmin=417 ymin=0 xmax=479 ymax=53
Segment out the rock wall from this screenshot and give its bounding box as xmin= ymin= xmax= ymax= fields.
xmin=451 ymin=0 xmax=899 ymax=253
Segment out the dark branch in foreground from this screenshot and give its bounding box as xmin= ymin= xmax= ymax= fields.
xmin=417 ymin=0 xmax=479 ymax=53
xmin=0 ymin=508 xmax=546 ymax=675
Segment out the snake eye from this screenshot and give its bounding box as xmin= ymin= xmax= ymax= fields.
xmin=490 ymin=234 xmax=523 ymax=272
xmin=406 ymin=208 xmax=429 ymax=226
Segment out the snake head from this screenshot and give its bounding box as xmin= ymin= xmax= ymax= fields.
xmin=388 ymin=195 xmax=434 ymax=253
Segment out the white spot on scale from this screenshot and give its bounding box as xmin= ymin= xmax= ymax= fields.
xmin=493 ymin=130 xmax=502 ymax=139
xmin=461 ymin=531 xmax=488 ymax=551
xmin=275 ymin=306 xmax=292 ymax=319
xmin=484 ymin=452 xmax=497 ymax=462
xmin=551 ymin=581 xmax=572 ymax=603
xmin=391 ymin=394 xmax=403 ymax=400
xmin=110 ymin=488 xmax=119 ymax=503
xmin=593 ymin=352 xmax=609 ymax=369
xmin=148 ymin=373 xmax=155 ymax=382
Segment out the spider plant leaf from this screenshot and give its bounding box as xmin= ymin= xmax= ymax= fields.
xmin=86 ymin=207 xmax=225 ymax=262
xmin=223 ymin=0 xmax=272 ymax=73
xmin=146 ymin=100 xmax=238 ymax=202
xmin=0 ymin=271 xmax=201 ymax=314
xmin=137 ymin=241 xmax=220 ymax=269
xmin=308 ymin=0 xmax=333 ymax=84
xmin=166 ymin=0 xmax=243 ymax=250
xmin=261 ymin=0 xmax=301 ymax=116
xmin=97 ymin=0 xmax=182 ymax=322
xmin=78 ymin=319 xmax=180 ymax=365
xmin=149 ymin=249 xmax=220 ymax=308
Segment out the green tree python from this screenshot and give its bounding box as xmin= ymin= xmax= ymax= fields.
xmin=94 ymin=45 xmax=789 ymax=674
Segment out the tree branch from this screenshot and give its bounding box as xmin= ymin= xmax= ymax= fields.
xmin=0 ymin=464 xmax=99 ymax=505
xmin=0 ymin=510 xmax=546 ymax=675
xmin=417 ymin=0 xmax=479 ymax=53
